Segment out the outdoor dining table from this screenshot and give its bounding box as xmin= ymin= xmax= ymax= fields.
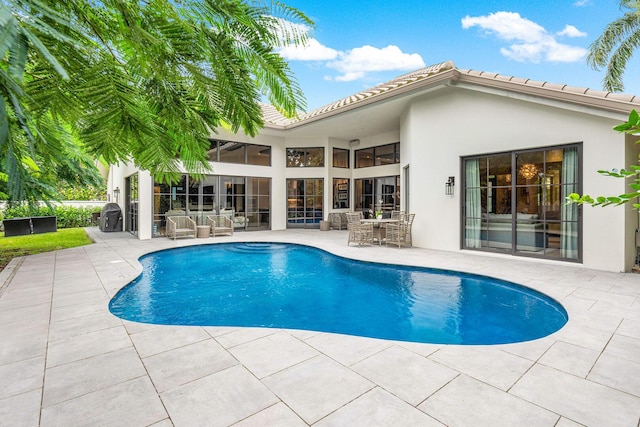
xmin=360 ymin=218 xmax=399 ymax=245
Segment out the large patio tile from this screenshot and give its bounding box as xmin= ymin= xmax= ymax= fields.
xmin=41 ymin=376 xmax=167 ymax=427
xmin=552 ymin=322 xmax=613 ymax=351
xmin=262 ymin=354 xmax=374 ymax=424
xmin=419 ymin=375 xmax=558 ymax=427
xmin=42 ymin=347 xmax=147 ymax=407
xmin=428 ymin=345 xmax=533 ymax=390
xmin=0 ymin=332 xmax=47 ymax=366
xmin=0 ymin=302 xmax=51 ymax=325
xmin=394 ymin=340 xmax=443 ymax=357
xmin=233 ymin=403 xmax=307 ymax=427
xmin=129 ymin=325 xmax=210 ymax=358
xmin=588 ymin=353 xmax=640 ymax=397
xmin=510 ymin=364 xmax=640 ymax=427
xmin=555 ymin=417 xmax=585 ymax=427
xmin=316 ymin=387 xmax=444 ymax=427
xmin=567 ymin=309 xmax=624 ymax=334
xmin=0 ymin=356 xmax=44 ymax=400
xmin=213 ymin=326 xmax=278 ymax=348
xmin=228 ymin=331 xmax=318 ymax=378
xmin=51 ymin=288 xmax=108 ymax=309
xmin=0 ymin=388 xmax=42 ymax=427
xmin=48 ymin=311 xmax=123 ymax=341
xmin=46 ymin=325 xmax=132 ymax=368
xmin=49 ymin=299 xmax=109 ymax=323
xmin=0 ymin=289 xmax=51 ymax=310
xmin=602 ymin=333 xmax=640 ymax=363
xmin=538 ymin=341 xmax=600 ymax=377
xmin=304 ymin=332 xmax=392 ymax=366
xmin=351 ymin=345 xmax=458 ymax=406
xmin=571 ymin=288 xmax=637 ymax=308
xmin=498 ymin=336 xmax=555 ymax=361
xmin=617 ymin=318 xmax=640 ymax=340
xmin=143 ymin=339 xmax=237 ymax=392
xmin=161 ymin=365 xmax=279 ymax=427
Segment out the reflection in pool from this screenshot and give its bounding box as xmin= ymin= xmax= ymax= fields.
xmin=109 ymin=243 xmax=568 ymax=345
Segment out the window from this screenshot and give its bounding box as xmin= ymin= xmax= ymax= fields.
xmin=287 ymin=179 xmax=324 ymax=227
xmin=355 ymin=142 xmax=400 ymax=168
xmin=333 ymin=178 xmax=350 ymax=209
xmin=207 ymin=140 xmax=271 ymax=166
xmin=462 ymin=144 xmax=581 ymax=261
xmin=153 ymin=174 xmax=271 ymax=236
xmin=333 ymin=148 xmax=350 ymax=168
xmin=287 ymin=147 xmax=325 ymax=167
xmin=354 ymin=176 xmax=400 ymax=216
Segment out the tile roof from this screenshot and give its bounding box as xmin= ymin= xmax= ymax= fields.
xmin=262 ymin=60 xmax=640 ymax=128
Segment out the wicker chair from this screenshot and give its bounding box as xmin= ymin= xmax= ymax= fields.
xmin=166 ymin=216 xmax=196 ymax=240
xmin=206 ymin=215 xmax=234 ymax=237
xmin=328 ymin=212 xmax=348 ymax=230
xmin=347 ymin=212 xmax=373 ymax=246
xmin=386 ymin=213 xmax=415 ymax=248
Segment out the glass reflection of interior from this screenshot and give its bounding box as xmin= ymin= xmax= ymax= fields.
xmin=286 ymin=178 xmax=324 ymax=228
xmin=152 ymin=174 xmax=271 ymax=236
xmin=464 ymin=145 xmax=579 ymax=261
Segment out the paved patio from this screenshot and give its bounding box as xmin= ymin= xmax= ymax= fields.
xmin=0 ymin=228 xmax=639 ymax=426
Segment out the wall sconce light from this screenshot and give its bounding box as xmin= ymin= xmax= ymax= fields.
xmin=445 ymin=176 xmax=455 ymax=196
xmin=113 ymin=187 xmax=120 ymax=203
xmin=349 ymin=139 xmax=360 ymax=147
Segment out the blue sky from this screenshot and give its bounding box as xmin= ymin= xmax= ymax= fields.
xmin=279 ymin=1 xmax=640 ymax=111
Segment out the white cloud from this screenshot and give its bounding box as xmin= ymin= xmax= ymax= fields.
xmin=557 ymin=25 xmax=587 ymax=38
xmin=278 ymin=38 xmax=339 ymax=61
xmin=462 ymin=11 xmax=587 ymax=63
xmin=573 ymin=0 xmax=591 ymax=6
xmin=326 ymin=45 xmax=426 ymax=81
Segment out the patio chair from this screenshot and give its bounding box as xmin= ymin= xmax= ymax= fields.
xmin=391 ymin=210 xmax=405 ymax=221
xmin=347 ymin=212 xmax=373 ymax=246
xmin=386 ymin=213 xmax=415 ymax=248
xmin=166 ymin=216 xmax=196 ymax=240
xmin=206 ymin=215 xmax=234 ymax=237
xmin=328 ymin=212 xmax=348 ymax=230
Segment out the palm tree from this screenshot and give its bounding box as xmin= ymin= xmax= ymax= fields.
xmin=0 ymin=0 xmax=312 ymax=201
xmin=588 ymin=0 xmax=640 ymax=92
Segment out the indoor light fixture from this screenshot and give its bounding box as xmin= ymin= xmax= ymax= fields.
xmin=519 ymin=163 xmax=538 ymax=180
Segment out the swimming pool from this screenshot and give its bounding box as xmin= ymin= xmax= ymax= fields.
xmin=109 ymin=242 xmax=568 ymax=345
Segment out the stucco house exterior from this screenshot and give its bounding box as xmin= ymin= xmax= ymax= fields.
xmin=107 ymin=61 xmax=640 ymax=272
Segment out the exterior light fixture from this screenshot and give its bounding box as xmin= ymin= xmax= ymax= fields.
xmin=113 ymin=187 xmax=120 ymax=203
xmin=445 ymin=176 xmax=455 ymax=196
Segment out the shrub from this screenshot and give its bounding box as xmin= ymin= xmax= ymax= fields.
xmin=1 ymin=204 xmax=102 ymax=229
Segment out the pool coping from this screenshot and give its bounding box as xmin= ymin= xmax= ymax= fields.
xmin=1 ymin=227 xmax=639 ymax=426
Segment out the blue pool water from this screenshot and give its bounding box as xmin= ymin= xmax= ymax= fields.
xmin=109 ymin=243 xmax=568 ymax=345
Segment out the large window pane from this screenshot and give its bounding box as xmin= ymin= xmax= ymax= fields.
xmin=246 ymin=177 xmax=270 ymax=230
xmin=333 ymin=178 xmax=349 ymax=209
xmin=333 ymin=148 xmax=349 ymax=168
xmin=219 ymin=141 xmax=246 ymax=164
xmin=355 ymin=176 xmax=399 ymax=217
xmin=306 ymin=148 xmax=324 ymax=167
xmin=355 ymin=148 xmax=374 ymax=168
xmin=287 ymin=179 xmax=323 ymax=228
xmin=355 ymin=143 xmax=400 ymax=168
xmin=247 ymin=144 xmax=270 ymax=166
xmin=375 ymin=144 xmax=395 ymax=165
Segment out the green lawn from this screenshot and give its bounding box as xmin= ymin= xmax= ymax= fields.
xmin=0 ymin=228 xmax=94 ymax=271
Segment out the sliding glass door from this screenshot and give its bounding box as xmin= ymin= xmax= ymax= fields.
xmin=463 ymin=144 xmax=581 ymax=261
xmin=287 ymin=179 xmax=323 ymax=228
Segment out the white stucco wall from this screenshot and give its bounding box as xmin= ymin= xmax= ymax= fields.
xmin=401 ymin=86 xmax=630 ymax=271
